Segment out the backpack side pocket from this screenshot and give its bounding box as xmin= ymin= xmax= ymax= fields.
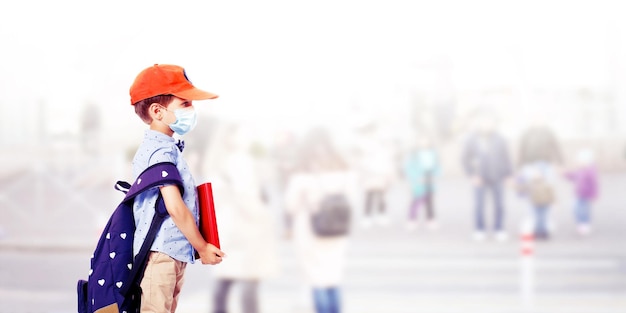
xmin=77 ymin=279 xmax=89 ymax=313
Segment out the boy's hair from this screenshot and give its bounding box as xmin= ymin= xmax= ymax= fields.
xmin=134 ymin=94 xmax=174 ymax=124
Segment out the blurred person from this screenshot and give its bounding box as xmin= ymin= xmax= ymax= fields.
xmin=204 ymin=122 xmax=279 ymax=313
xmin=517 ymin=115 xmax=563 ymax=239
xmin=353 ymin=122 xmax=396 ymax=228
xmin=461 ymin=111 xmax=512 ymax=242
xmin=518 ymin=115 xmax=563 ymax=167
xmin=563 ymin=148 xmax=599 ymax=236
xmin=283 ymin=127 xmax=357 ymax=313
xmin=516 ymin=162 xmax=557 ymax=240
xmin=128 ymin=64 xmax=224 ymax=312
xmin=270 ymin=129 xmax=300 ymax=191
xmin=269 ymin=129 xmax=301 ymax=238
xmin=403 ymin=134 xmax=440 ymax=231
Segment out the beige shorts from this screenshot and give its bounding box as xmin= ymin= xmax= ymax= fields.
xmin=140 ymin=252 xmax=187 ymax=313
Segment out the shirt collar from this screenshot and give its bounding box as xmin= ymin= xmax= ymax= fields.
xmin=144 ymin=129 xmax=176 ymax=143
xmin=144 ymin=130 xmax=185 ymax=152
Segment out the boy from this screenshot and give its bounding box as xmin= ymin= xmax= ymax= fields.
xmin=129 ymin=64 xmax=225 ymax=312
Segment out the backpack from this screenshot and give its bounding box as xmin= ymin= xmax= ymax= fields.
xmin=77 ymin=162 xmax=183 ymax=313
xmin=311 ymin=194 xmax=351 ymax=237
xmin=527 ymin=177 xmax=555 ymax=207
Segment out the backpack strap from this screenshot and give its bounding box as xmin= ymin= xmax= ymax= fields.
xmin=122 ymin=162 xmax=184 ymax=203
xmin=117 ymin=162 xmax=184 ymax=298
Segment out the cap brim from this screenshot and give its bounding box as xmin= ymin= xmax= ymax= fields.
xmin=173 ymin=87 xmax=218 ymax=101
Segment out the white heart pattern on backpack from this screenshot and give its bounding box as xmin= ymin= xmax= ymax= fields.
xmin=109 ymin=252 xmax=116 ymax=259
xmin=137 ymin=178 xmax=142 ymax=185
xmin=116 ymin=281 xmax=123 ymax=288
xmin=106 ymin=233 xmax=110 ymax=239
xmin=98 ymin=279 xmax=105 ymax=286
xmin=162 ymin=170 xmax=168 ymax=177
xmin=89 ymin=269 xmax=93 ymax=276
xmin=120 ymin=233 xmax=127 ymax=239
xmin=127 ymin=263 xmax=132 ymax=270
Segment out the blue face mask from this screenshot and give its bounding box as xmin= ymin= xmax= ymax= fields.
xmin=167 ymin=108 xmax=197 ymax=136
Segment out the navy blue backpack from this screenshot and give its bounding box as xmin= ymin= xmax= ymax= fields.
xmin=77 ymin=162 xmax=183 ymax=313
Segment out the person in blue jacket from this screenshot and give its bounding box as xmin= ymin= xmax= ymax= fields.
xmin=403 ymin=134 xmax=440 ymax=231
xmin=461 ymin=111 xmax=512 ymax=242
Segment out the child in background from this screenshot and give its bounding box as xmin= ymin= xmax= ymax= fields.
xmin=355 ymin=122 xmax=397 ymax=228
xmin=564 ymin=148 xmax=599 ymax=236
xmin=517 ymin=162 xmax=556 ymax=240
xmin=403 ymin=135 xmax=440 ymax=231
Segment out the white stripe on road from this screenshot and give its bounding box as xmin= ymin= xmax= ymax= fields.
xmin=0 ymin=288 xmax=69 ymax=301
xmin=277 ymin=257 xmax=623 ymax=270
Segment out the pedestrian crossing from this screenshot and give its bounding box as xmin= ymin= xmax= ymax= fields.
xmin=0 ymin=174 xmax=624 ymax=313
xmin=176 ymin=225 xmax=626 ymax=313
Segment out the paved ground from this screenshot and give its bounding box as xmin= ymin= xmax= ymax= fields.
xmin=0 ymin=153 xmax=625 ymax=313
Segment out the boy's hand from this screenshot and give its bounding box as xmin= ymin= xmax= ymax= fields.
xmin=198 ymin=243 xmax=225 ymax=265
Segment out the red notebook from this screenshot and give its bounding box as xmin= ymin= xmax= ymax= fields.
xmin=197 ymin=182 xmax=221 ymax=249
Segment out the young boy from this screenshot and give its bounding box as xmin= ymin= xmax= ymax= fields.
xmin=129 ymin=64 xmax=225 ymax=312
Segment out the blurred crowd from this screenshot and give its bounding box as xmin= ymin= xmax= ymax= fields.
xmin=176 ymin=103 xmax=609 ymax=313
xmin=0 ymin=102 xmax=616 ymax=313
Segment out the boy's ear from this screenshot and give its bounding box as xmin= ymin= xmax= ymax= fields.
xmin=148 ymin=103 xmax=164 ymax=121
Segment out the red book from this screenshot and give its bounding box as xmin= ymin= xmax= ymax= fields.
xmin=197 ymin=182 xmax=221 ymax=249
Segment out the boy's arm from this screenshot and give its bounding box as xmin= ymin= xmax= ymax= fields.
xmin=159 ymin=185 xmax=224 ymax=265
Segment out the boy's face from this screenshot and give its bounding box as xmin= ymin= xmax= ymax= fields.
xmin=160 ymin=97 xmax=193 ymax=125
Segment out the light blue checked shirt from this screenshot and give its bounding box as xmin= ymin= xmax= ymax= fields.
xmin=131 ymin=130 xmax=198 ymax=263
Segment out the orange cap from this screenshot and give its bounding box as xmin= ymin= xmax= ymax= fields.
xmin=129 ymin=64 xmax=218 ymax=105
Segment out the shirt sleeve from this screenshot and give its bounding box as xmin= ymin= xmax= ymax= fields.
xmin=148 ymin=146 xmax=178 ymax=166
xmin=147 ymin=146 xmax=179 ymax=189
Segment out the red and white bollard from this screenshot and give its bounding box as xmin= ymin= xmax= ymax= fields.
xmin=520 ymin=231 xmax=535 ymax=310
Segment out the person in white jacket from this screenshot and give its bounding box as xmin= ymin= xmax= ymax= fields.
xmin=352 ymin=122 xmax=397 ymax=227
xmin=283 ymin=127 xmax=358 ymax=313
xmin=204 ymin=122 xmax=279 ymax=313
